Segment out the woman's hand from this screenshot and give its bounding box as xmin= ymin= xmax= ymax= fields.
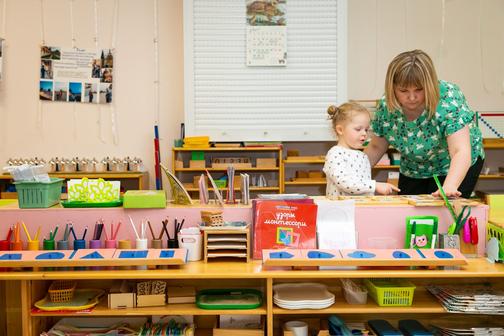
xmin=376 ymin=182 xmax=400 ymax=195
xmin=432 ymin=187 xmax=461 ymax=198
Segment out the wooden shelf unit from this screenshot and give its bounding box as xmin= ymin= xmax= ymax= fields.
xmin=172 ymin=146 xmax=284 ymax=198
xmin=0 ymin=171 xmax=149 ymax=199
xmin=4 ymin=258 xmax=504 ymax=335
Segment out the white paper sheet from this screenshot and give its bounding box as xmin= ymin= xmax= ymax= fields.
xmin=314 ymin=199 xmax=356 ymax=250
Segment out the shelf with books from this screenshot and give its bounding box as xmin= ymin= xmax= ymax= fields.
xmin=172 ymin=146 xmax=284 ymax=198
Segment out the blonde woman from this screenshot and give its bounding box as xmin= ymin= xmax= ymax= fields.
xmin=365 ymin=50 xmax=484 ymax=198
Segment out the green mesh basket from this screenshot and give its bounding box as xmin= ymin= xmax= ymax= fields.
xmin=364 ymin=278 xmax=415 ymax=307
xmin=14 ymin=178 xmax=63 ymax=208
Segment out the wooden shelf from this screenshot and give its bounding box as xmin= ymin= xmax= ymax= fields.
xmin=173 ymin=147 xmax=281 ymax=152
xmin=284 ymin=159 xmax=325 ymax=164
xmin=272 ymin=289 xmax=443 ymax=314
xmin=176 ymin=167 xmax=279 ymax=172
xmin=31 ymin=301 xmax=267 ymax=317
xmin=479 ymin=174 xmax=504 ymax=179
xmin=285 ymin=181 xmax=326 ymax=185
xmin=185 ymin=187 xmax=280 ymax=192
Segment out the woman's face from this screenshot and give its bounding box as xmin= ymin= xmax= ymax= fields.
xmin=394 ymin=85 xmax=425 ymax=112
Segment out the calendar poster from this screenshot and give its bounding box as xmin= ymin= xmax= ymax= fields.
xmin=40 ymin=46 xmax=113 ymax=104
xmin=246 ymin=0 xmax=287 ymax=66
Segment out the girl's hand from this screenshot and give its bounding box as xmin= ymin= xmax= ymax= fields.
xmin=376 ymin=182 xmax=400 ymax=195
xmin=432 ymin=187 xmax=461 ymax=198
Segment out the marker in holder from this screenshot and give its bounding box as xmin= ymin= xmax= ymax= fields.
xmin=105 ymin=240 xmax=117 ymax=249
xmin=57 ymin=240 xmax=70 ymax=271
xmin=0 ymin=240 xmax=10 ymax=272
xmin=89 ymin=240 xmax=102 ymax=270
xmin=118 ymin=239 xmax=132 ymax=270
xmin=136 ymin=238 xmax=148 ymax=270
xmin=150 ymin=239 xmax=163 ymax=269
xmin=73 ymin=239 xmax=86 ymax=271
xmin=43 ymin=239 xmax=55 ymax=271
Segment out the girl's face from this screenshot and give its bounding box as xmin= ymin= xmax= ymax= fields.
xmin=336 ymin=112 xmax=370 ymax=150
xmin=394 ymin=85 xmax=425 ymax=113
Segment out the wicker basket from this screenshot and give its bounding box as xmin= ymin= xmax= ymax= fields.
xmin=48 ymin=281 xmax=77 ymax=303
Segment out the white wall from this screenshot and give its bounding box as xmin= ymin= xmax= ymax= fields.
xmin=348 ymin=0 xmax=504 ymax=111
xmin=0 ymin=0 xmax=184 ymax=188
xmin=0 ymin=0 xmax=502 ymax=189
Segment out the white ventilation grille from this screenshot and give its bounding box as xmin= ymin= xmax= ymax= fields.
xmin=184 ymin=0 xmax=347 ymax=141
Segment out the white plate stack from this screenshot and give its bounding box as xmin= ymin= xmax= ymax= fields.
xmin=273 ymin=283 xmax=335 ymax=309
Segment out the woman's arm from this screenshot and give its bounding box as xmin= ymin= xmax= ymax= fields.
xmin=432 ymin=125 xmax=471 ymax=198
xmin=364 ymin=135 xmax=390 ymax=166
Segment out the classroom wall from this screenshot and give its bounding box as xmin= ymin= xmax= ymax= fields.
xmin=0 ymin=0 xmax=502 ymax=188
xmin=0 ymin=0 xmax=184 ymax=188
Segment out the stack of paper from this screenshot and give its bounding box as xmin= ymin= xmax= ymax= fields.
xmin=427 ymin=284 xmax=504 ymax=315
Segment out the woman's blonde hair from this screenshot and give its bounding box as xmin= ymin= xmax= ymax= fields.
xmin=384 ymin=49 xmax=439 ymax=118
xmin=327 ymin=102 xmax=370 ymax=131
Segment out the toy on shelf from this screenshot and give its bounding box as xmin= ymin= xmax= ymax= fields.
xmin=161 ymin=164 xmax=193 ymax=205
xmin=261 ymin=248 xmax=467 ymax=268
xmin=0 ymin=248 xmax=188 ymax=268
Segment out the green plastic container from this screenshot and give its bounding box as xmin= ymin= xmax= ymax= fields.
xmin=14 ymin=178 xmax=64 ymax=208
xmin=196 ymin=289 xmax=263 ymax=309
xmin=191 ymin=151 xmax=205 ymax=160
xmin=364 ymin=278 xmax=415 ymax=307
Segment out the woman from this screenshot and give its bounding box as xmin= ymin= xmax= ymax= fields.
xmin=364 ymin=50 xmax=484 ymax=198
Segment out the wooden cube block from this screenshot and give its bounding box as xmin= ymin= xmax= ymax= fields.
xmin=175 ymin=160 xmax=184 ymax=169
xmin=308 ymin=170 xmax=323 ymax=178
xmin=296 ymin=170 xmax=309 ymax=178
xmin=256 ymin=158 xmax=277 ymax=168
xmin=189 ymin=160 xmax=206 ymax=169
xmin=287 ymin=150 xmax=300 ymax=157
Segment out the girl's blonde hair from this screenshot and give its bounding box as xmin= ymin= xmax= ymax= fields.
xmin=384 ymin=49 xmax=439 ymax=119
xmin=327 ymin=102 xmax=370 ymax=131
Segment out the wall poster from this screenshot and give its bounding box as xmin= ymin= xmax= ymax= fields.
xmin=246 ymin=0 xmax=287 ymax=66
xmin=39 ymin=46 xmax=113 ymax=104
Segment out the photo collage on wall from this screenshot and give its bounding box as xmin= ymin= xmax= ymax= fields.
xmin=39 ymin=46 xmax=113 ymax=104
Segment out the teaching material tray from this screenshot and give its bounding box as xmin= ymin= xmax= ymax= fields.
xmin=61 ymin=198 xmax=123 ymax=208
xmin=196 ymin=289 xmax=262 ymax=309
xmin=34 ymin=288 xmax=104 ymax=311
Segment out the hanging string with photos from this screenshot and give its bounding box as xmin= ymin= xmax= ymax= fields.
xmin=94 ymin=0 xmax=106 ymax=143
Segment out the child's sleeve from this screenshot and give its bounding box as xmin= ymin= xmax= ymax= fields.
xmin=323 ymin=150 xmax=376 ymax=195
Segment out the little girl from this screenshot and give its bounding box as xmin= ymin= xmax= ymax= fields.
xmin=323 ymin=102 xmax=399 ymax=198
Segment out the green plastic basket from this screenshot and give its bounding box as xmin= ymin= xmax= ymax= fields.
xmin=488 ymin=222 xmax=504 ymax=248
xmin=364 ymin=278 xmax=415 ymax=306
xmin=14 ymin=178 xmax=64 ymax=208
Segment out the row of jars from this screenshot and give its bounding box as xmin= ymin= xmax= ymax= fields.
xmin=6 ymin=157 xmax=144 ymax=173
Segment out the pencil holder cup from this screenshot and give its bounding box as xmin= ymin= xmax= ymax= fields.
xmin=89 ymin=239 xmax=102 ymax=249
xmin=105 ymin=240 xmax=117 ymax=249
xmin=57 ymin=240 xmax=69 ymax=250
xmin=136 ymin=238 xmax=148 ymax=270
xmin=118 ymin=240 xmax=131 ymax=249
xmin=10 ymin=241 xmax=23 ymax=251
xmin=151 ymin=239 xmax=162 ymax=249
xmin=73 ymin=239 xmax=86 ymax=250
xmin=136 ymin=238 xmax=148 ymax=250
xmin=28 ymin=240 xmax=40 ymax=251
xmin=167 ymin=239 xmax=178 ymax=248
xmin=43 ymin=239 xmax=55 ymax=251
xmin=0 ymin=240 xmax=9 ymax=251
